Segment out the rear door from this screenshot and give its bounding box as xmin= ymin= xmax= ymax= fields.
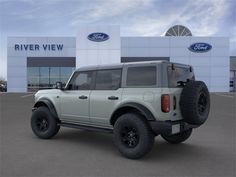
xmin=90 ymin=68 xmax=123 ymax=127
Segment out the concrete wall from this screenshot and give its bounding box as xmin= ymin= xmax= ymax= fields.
xmin=7 ymin=37 xmax=75 ymax=92
xmin=7 ymin=27 xmax=230 ymax=92
xmin=121 ymin=37 xmax=229 ymax=92
xmin=76 ymin=25 xmax=120 ymax=68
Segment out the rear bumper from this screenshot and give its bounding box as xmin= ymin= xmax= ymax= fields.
xmin=149 ymin=120 xmax=198 ymax=135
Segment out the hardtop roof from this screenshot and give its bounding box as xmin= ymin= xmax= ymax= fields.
xmin=75 ymin=60 xmax=191 ymax=72
xmin=75 ymin=60 xmax=170 ymax=71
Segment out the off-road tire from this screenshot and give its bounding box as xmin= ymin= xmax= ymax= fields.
xmin=113 ymin=113 xmax=154 ymax=159
xmin=31 ymin=106 xmax=60 ymax=139
xmin=161 ymin=128 xmax=192 ymax=144
xmin=180 ymin=81 xmax=210 ymax=125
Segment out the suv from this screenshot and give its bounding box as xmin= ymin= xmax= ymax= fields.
xmin=31 ymin=61 xmax=210 ymax=159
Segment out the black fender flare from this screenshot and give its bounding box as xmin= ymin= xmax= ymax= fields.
xmin=33 ymin=98 xmax=58 ymax=118
xmin=110 ymin=102 xmax=156 ymax=125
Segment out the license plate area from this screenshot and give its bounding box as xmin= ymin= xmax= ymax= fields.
xmin=172 ymin=124 xmax=180 ymax=134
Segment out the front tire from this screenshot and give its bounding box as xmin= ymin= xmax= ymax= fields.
xmin=31 ymin=106 xmax=60 ymax=139
xmin=113 ymin=113 xmax=154 ymax=159
xmin=161 ymin=129 xmax=192 ymax=144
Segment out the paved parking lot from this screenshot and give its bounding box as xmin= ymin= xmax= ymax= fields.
xmin=0 ymin=93 xmax=235 ymax=177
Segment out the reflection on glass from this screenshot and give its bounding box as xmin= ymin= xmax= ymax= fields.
xmin=27 ymin=67 xmax=75 ymax=91
xmin=28 ymin=67 xmax=39 ymax=77
xmin=50 ymin=67 xmax=60 ymax=77
xmin=61 ymin=67 xmax=74 ymax=78
xmin=40 ymin=67 xmax=49 ymax=77
xmin=39 ymin=78 xmax=49 ymax=88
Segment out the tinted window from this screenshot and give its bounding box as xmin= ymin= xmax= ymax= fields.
xmin=168 ymin=66 xmax=194 ymax=87
xmin=126 ymin=66 xmax=156 ymax=86
xmin=68 ymin=71 xmax=93 ymax=90
xmin=95 ymin=69 xmax=121 ymax=90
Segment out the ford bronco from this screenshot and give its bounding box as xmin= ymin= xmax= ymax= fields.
xmin=31 ymin=61 xmax=210 ymax=159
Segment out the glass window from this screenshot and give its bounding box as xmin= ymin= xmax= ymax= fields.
xmin=27 ymin=66 xmax=75 ymax=91
xmin=49 ymin=67 xmax=60 ymax=86
xmin=168 ymin=66 xmax=194 ymax=87
xmin=95 ymin=69 xmax=121 ymax=90
xmin=27 ymin=67 xmax=40 ymax=92
xmin=38 ymin=67 xmax=49 ymax=89
xmin=50 ymin=67 xmax=60 ymax=77
xmin=39 ymin=67 xmax=49 ymax=77
xmin=39 ymin=78 xmax=50 ymax=88
xmin=60 ymin=67 xmax=74 ymax=86
xmin=28 ymin=67 xmax=40 ymax=77
xmin=67 ymin=71 xmax=93 ymax=90
xmin=126 ymin=66 xmax=156 ymax=86
xmin=61 ymin=67 xmax=74 ymax=78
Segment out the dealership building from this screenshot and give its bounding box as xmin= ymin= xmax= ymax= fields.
xmin=7 ymin=25 xmax=235 ymax=92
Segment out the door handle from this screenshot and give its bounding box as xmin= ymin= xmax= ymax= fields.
xmin=79 ymin=95 xmax=88 ymax=99
xmin=108 ymin=96 xmax=119 ymax=100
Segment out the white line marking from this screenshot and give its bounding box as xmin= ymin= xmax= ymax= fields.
xmin=21 ymin=93 xmax=34 ymax=98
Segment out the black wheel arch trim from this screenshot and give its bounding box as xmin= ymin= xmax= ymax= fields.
xmin=33 ymin=98 xmax=58 ymax=118
xmin=110 ymin=102 xmax=156 ymax=125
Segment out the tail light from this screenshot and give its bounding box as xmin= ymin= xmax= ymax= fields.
xmin=161 ymin=94 xmax=170 ymax=113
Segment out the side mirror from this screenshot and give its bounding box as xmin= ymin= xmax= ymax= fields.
xmin=55 ymin=81 xmax=63 ymax=90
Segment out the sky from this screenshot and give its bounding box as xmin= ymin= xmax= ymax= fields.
xmin=0 ymin=0 xmax=236 ymax=80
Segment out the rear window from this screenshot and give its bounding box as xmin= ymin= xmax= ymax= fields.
xmin=168 ymin=66 xmax=194 ymax=87
xmin=126 ymin=66 xmax=156 ymax=86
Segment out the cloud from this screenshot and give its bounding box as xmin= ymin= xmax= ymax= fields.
xmin=179 ymin=0 xmax=231 ymax=36
xmin=0 ymin=0 xmax=235 ymax=79
xmin=120 ymin=0 xmax=231 ymax=36
xmin=70 ymin=0 xmax=154 ymax=26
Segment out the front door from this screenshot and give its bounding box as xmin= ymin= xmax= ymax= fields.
xmin=60 ymin=71 xmax=95 ymax=124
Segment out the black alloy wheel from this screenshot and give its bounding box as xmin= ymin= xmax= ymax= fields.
xmin=198 ymin=92 xmax=207 ymax=116
xmin=121 ymin=126 xmax=139 ymax=148
xmin=36 ymin=117 xmax=49 ymax=132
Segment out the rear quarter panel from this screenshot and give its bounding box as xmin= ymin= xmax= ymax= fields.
xmin=121 ymin=88 xmax=183 ymax=121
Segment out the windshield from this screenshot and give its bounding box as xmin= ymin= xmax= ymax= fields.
xmin=168 ymin=66 xmax=194 ymax=87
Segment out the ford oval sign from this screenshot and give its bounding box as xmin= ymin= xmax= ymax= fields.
xmin=87 ymin=32 xmax=109 ymax=42
xmin=189 ymin=42 xmax=212 ymax=53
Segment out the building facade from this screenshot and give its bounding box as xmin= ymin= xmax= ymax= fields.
xmin=7 ymin=25 xmax=231 ymax=92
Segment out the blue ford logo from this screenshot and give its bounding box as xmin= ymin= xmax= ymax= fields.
xmin=87 ymin=32 xmax=109 ymax=42
xmin=189 ymin=42 xmax=212 ymax=53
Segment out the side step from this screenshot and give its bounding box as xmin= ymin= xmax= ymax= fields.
xmin=59 ymin=122 xmax=113 ymax=134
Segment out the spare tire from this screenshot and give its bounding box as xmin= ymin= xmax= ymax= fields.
xmin=180 ymin=81 xmax=210 ymax=125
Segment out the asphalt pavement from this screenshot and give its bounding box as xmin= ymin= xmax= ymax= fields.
xmin=0 ymin=92 xmax=235 ymax=177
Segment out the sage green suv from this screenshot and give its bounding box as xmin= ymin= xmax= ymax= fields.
xmin=31 ymin=61 xmax=210 ymax=159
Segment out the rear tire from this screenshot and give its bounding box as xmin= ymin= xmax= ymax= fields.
xmin=161 ymin=129 xmax=192 ymax=144
xmin=113 ymin=113 xmax=154 ymax=159
xmin=31 ymin=107 xmax=60 ymax=139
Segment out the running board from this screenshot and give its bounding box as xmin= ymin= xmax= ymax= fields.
xmin=59 ymin=122 xmax=113 ymax=134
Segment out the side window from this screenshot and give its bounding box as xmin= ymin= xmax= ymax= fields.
xmin=126 ymin=66 xmax=156 ymax=86
xmin=68 ymin=71 xmax=93 ymax=90
xmin=95 ymin=69 xmax=121 ymax=90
